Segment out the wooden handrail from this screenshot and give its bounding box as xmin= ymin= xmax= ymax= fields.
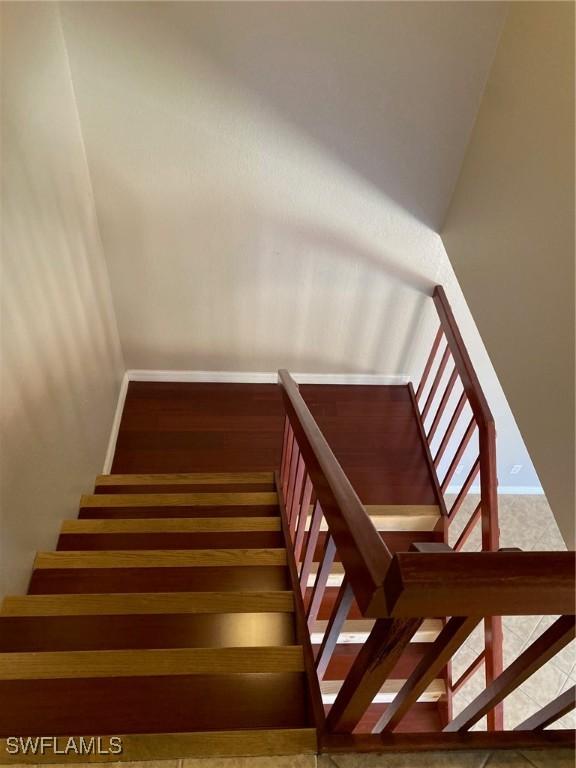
xmin=384 ymin=551 xmax=576 ymax=617
xmin=278 ymin=369 xmax=393 ymax=616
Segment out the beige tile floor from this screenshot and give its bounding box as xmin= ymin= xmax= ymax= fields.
xmin=447 ymin=495 xmax=575 ymax=732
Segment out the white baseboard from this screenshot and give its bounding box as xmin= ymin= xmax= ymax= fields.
xmin=446 ymin=485 xmax=544 ymax=495
xmin=126 ymin=369 xmax=410 ymax=385
xmin=102 ymin=372 xmax=129 ymax=474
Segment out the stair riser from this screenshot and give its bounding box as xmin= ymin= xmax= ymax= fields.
xmin=29 ymin=567 xmax=290 ymax=594
xmin=57 ymin=532 xmax=284 ymax=551
xmin=0 ymin=674 xmax=309 ymax=736
xmin=0 ymin=614 xmax=296 ymax=652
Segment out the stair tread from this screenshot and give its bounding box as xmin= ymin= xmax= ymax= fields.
xmin=1 ymin=729 xmax=318 ymax=761
xmin=81 ymin=492 xmax=278 ymax=508
xmin=61 ymin=518 xmax=281 ymax=533
xmin=34 ymin=549 xmax=287 ymax=569
xmin=0 ymin=646 xmax=305 ymax=679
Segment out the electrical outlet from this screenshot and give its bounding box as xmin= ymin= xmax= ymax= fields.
xmin=510 ymin=464 xmax=523 ymax=475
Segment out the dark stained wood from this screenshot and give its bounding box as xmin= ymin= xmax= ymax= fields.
xmin=300 ymin=501 xmax=323 ymax=596
xmin=289 ymin=455 xmax=306 ymax=539
xmin=427 ymin=367 xmax=458 ymax=443
xmin=445 ymin=616 xmax=576 ymax=732
xmin=299 ymin=384 xmax=438 ymax=506
xmin=322 ymin=730 xmax=576 ymax=752
xmin=0 ymin=674 xmax=309 ymax=736
xmin=28 ymin=566 xmax=290 ymax=594
xmin=306 ymin=535 xmax=336 ymax=629
xmin=453 ymin=649 xmax=485 ymax=694
xmin=440 ymin=418 xmax=476 ymax=492
xmin=448 ymin=457 xmax=480 ymax=520
xmin=0 ymin=613 xmax=296 ymax=652
xmin=374 ymin=616 xmax=479 ymax=732
xmin=280 ymin=371 xmax=392 ymax=617
xmin=112 ymin=382 xmax=437 ymax=507
xmin=384 ymin=552 xmax=576 ymax=617
xmin=315 ymin=579 xmax=354 ymax=679
xmin=454 ymin=501 xmax=482 ymax=552
xmin=275 ymin=473 xmax=326 ymax=733
xmin=325 ymin=617 xmax=421 ymax=733
xmin=421 ymin=346 xmax=451 ymax=422
xmin=79 ymin=505 xmax=279 ymax=519
xmin=294 ymin=476 xmax=314 ymax=562
xmin=309 ymin=530 xmax=443 ymax=561
xmin=57 ymin=531 xmax=284 ymax=551
xmin=433 ymin=391 xmax=467 ymax=468
xmin=433 ymin=287 xmax=494 ymax=429
xmin=416 ymin=326 xmax=443 ymax=400
xmin=321 ymin=643 xmax=432 ymax=682
xmin=354 ymin=702 xmax=442 ymax=734
xmin=514 ymin=686 xmax=575 ymax=731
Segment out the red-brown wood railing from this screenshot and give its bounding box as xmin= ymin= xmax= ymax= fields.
xmin=413 ymin=285 xmax=503 ymax=728
xmin=277 ymin=293 xmax=575 ymax=752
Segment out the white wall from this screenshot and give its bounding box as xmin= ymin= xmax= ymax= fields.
xmin=1 ymin=2 xmax=125 ymax=595
xmin=442 ymin=2 xmax=575 ymax=545
xmin=59 ymin=1 xmax=505 ymax=380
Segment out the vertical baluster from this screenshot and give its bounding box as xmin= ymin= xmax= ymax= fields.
xmin=285 ymin=442 xmax=300 ymax=521
xmin=315 ymin=578 xmax=354 ymax=678
xmin=454 ymin=501 xmax=482 ymax=551
xmin=280 ymin=416 xmax=290 ymax=482
xmin=448 ymin=457 xmax=480 ymax=521
xmin=307 ymin=534 xmax=336 ymax=630
xmin=416 ymin=326 xmax=443 ymax=401
xmin=300 ymin=501 xmax=323 ymax=596
xmin=288 ymin=455 xmax=306 ymax=540
xmin=325 ymin=617 xmax=422 ymax=733
xmin=294 ymin=476 xmax=314 ymax=562
xmin=374 ymin=616 xmax=480 ymax=732
xmin=440 ymin=418 xmax=476 ymax=493
xmin=421 ymin=346 xmax=451 ymax=422
xmin=282 ymin=428 xmax=295 ymax=498
xmin=434 ymin=391 xmax=467 ymax=468
xmin=427 ymin=367 xmax=458 ymax=443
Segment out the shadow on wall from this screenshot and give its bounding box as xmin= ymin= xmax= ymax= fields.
xmin=1 ymin=113 xmax=123 ymax=596
xmin=158 ymin=2 xmax=507 ymax=230
xmin=96 ymin=157 xmax=435 ymax=375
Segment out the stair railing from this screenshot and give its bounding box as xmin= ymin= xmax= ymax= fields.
xmin=413 ymin=285 xmax=502 ymax=727
xmin=277 ymin=291 xmax=575 ymax=751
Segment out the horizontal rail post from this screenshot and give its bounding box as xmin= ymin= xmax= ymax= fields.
xmin=384 ymin=552 xmax=576 ymax=617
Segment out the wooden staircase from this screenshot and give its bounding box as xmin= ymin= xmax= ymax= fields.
xmin=0 ymin=472 xmax=316 ymax=760
xmin=0 ymin=470 xmax=449 ymax=760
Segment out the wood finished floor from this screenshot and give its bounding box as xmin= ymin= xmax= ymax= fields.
xmin=112 ymin=383 xmax=437 ymax=505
